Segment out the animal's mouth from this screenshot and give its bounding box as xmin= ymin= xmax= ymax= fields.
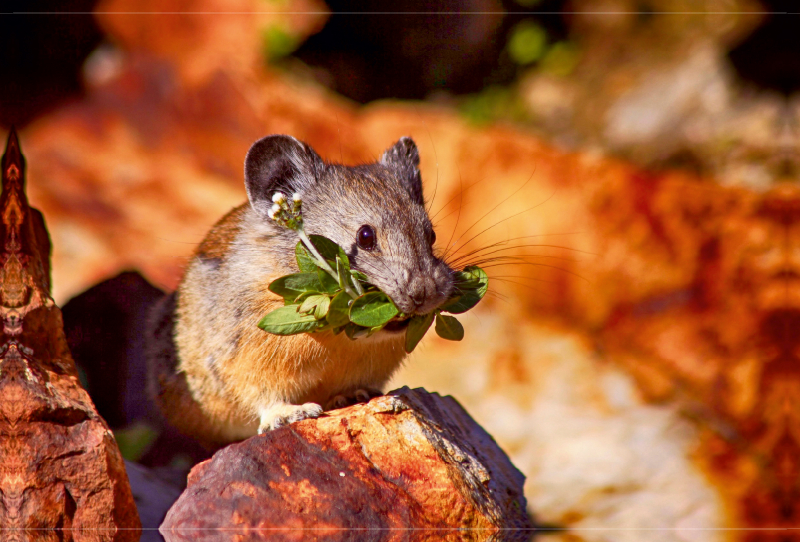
xmin=383 ymin=317 xmax=411 ymax=332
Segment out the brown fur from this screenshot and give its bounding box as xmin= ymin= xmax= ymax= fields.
xmin=195 ymin=205 xmax=247 ymax=262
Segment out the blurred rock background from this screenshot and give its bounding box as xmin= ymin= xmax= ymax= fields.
xmin=3 ymin=0 xmax=799 ymax=540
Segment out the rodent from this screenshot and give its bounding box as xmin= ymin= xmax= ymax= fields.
xmin=146 ymin=134 xmax=454 ymax=447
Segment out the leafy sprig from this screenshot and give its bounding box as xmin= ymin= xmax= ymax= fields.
xmin=258 ymin=192 xmax=488 ymax=352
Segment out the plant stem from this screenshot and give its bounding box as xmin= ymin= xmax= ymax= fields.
xmin=298 ymin=229 xmax=358 ymax=300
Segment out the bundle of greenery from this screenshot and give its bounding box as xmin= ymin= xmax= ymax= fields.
xmin=258 ymin=192 xmax=488 ymax=353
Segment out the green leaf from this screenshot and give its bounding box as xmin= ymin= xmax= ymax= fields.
xmin=314 ymin=296 xmax=331 ymax=320
xmin=299 ymin=294 xmax=327 ymax=315
xmin=258 ymin=305 xmax=321 ymax=335
xmin=441 ymin=265 xmax=488 ymax=314
xmin=326 ymin=291 xmax=352 ymax=327
xmin=349 ymin=291 xmax=399 ymax=327
xmin=440 ymin=291 xmax=481 ymax=314
xmin=454 ymin=266 xmax=489 ymax=293
xmin=351 ymin=270 xmax=369 ymax=284
xmin=336 ymin=252 xmax=351 ymax=276
xmin=268 ymin=273 xmax=324 ymax=302
xmin=435 ymin=313 xmax=464 ymax=341
xmin=316 ymin=267 xmax=340 ymax=294
xmin=405 ymin=312 xmax=435 ymax=353
xmin=337 ymin=256 xmax=358 ymax=293
xmin=293 ymin=291 xmax=315 ymax=304
xmin=295 ymin=242 xmax=317 ymax=272
xmin=344 ymin=322 xmax=370 ymax=340
xmin=308 ymin=235 xmax=349 ymax=267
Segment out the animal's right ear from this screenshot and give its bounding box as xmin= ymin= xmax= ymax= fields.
xmin=244 ymin=135 xmax=323 ymax=216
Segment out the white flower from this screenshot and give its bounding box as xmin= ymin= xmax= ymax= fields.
xmin=270 ymin=203 xmax=281 ymax=217
xmin=267 ymin=207 xmax=276 ymax=219
xmin=292 ymin=192 xmax=302 ymax=202
xmin=272 ymin=192 xmax=286 ymax=204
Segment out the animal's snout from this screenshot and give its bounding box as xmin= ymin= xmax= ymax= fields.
xmin=402 ymin=275 xmax=437 ymax=314
xmin=385 ymin=261 xmax=454 ymax=316
xmin=410 ymin=289 xmax=426 ymax=307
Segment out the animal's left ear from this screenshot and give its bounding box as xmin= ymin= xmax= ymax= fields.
xmin=381 ymin=137 xmax=423 ymax=205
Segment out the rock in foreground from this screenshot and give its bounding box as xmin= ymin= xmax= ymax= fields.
xmin=0 ymin=130 xmax=140 ymax=540
xmin=161 ymin=387 xmax=532 ymax=541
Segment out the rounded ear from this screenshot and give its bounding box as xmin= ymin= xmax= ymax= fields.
xmin=244 ymin=135 xmax=323 ymax=215
xmin=380 ymin=137 xmax=423 ymax=205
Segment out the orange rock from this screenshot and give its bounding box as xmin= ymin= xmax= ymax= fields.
xmin=19 ymin=0 xmax=800 ymax=538
xmin=0 ymin=130 xmax=140 ymax=540
xmin=160 ymin=388 xmax=531 ymax=541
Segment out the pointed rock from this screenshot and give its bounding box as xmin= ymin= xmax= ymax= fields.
xmin=0 ymin=129 xmax=141 ymax=540
xmin=2 ymin=126 xmax=24 ymax=185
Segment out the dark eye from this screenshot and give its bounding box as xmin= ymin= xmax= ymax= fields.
xmin=357 ymin=225 xmax=377 ymax=251
xmin=427 ymin=229 xmax=436 ymax=246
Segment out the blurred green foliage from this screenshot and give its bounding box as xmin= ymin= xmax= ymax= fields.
xmin=461 ymin=16 xmax=581 ymax=125
xmin=262 ymin=24 xmax=300 ymax=62
xmin=269 ymin=7 xmax=580 ymax=128
xmin=540 ymin=41 xmax=580 ymax=76
xmin=507 ymin=20 xmax=549 ymax=66
xmin=114 ymin=422 xmax=158 ymax=462
xmin=459 ymin=85 xmax=529 ymax=126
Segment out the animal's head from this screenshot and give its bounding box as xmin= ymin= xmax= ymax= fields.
xmin=244 ymin=134 xmax=454 ymax=318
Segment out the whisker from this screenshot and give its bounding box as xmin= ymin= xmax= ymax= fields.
xmin=486 ymin=274 xmax=560 ymax=285
xmin=477 ymin=261 xmax=590 ymax=283
xmin=448 ymin=235 xmax=592 ymax=254
xmin=449 ymin=232 xmax=585 ymax=249
xmin=456 ymin=257 xmax=581 ymax=272
xmin=440 ymin=169 xmax=465 ymax=262
xmin=447 ymin=242 xmax=593 ymax=267
xmin=432 ymin=174 xmax=516 ymax=231
xmin=447 ymin=245 xmax=583 ymax=264
xmin=484 ymin=290 xmax=510 ymax=303
xmin=452 ymin=251 xmax=581 ymax=265
xmin=336 ymin=113 xmax=343 ymax=163
xmin=418 ymin=112 xmax=440 ymax=216
xmin=446 ymin=186 xmax=558 ymax=261
xmin=487 ymin=277 xmax=549 ymax=295
xmin=430 ymin=174 xmax=491 ymax=221
xmin=442 ymin=162 xmax=539 ymax=247
xmin=459 ymin=254 xmax=561 ymax=266
xmin=433 ymin=188 xmax=478 ymax=225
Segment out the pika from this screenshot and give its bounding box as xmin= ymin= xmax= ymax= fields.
xmin=146 ymin=135 xmax=454 ymax=447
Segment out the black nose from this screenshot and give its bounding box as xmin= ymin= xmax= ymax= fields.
xmin=410 ymin=291 xmax=425 ymax=307
xmin=407 ymin=275 xmax=435 ymax=312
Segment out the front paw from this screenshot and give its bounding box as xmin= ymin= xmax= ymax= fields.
xmin=258 ymin=402 xmax=323 ymax=433
xmin=325 ymin=388 xmax=383 ymax=410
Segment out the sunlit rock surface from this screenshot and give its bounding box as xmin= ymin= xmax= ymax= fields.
xmin=0 ymin=131 xmax=140 ymax=540
xmin=160 ymin=388 xmax=531 ymax=541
